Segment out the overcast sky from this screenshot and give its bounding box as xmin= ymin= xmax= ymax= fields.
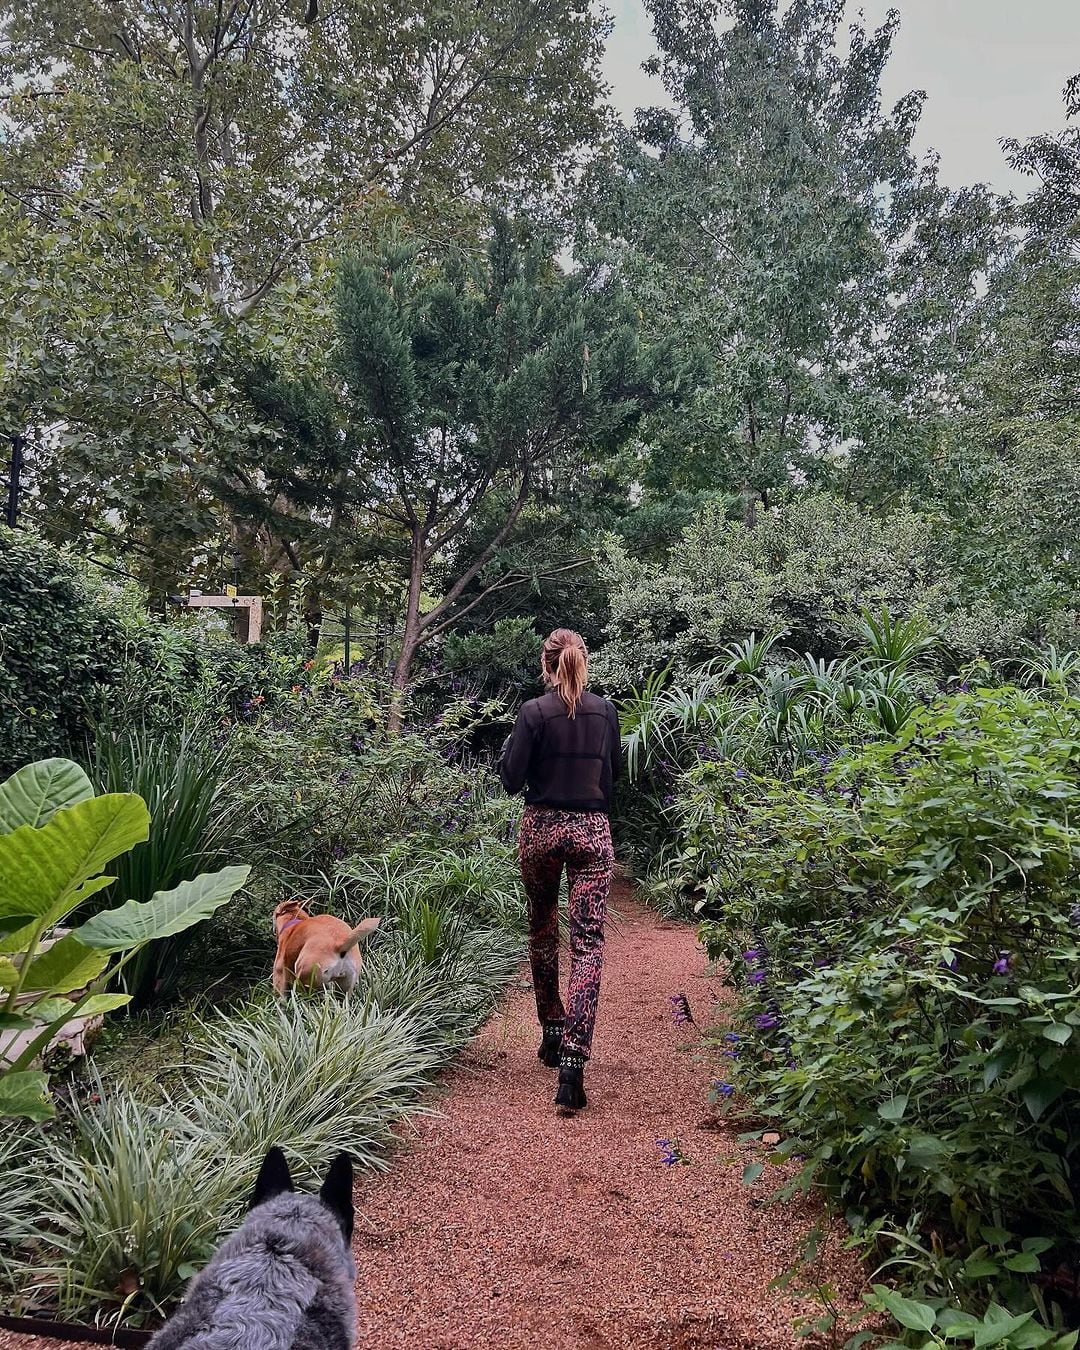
xmin=601 ymin=0 xmax=1080 ymax=195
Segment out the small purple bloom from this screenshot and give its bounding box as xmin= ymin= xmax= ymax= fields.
xmin=670 ymin=993 xmax=693 ymax=1025
xmin=755 ymin=1013 xmax=779 ymax=1030
xmin=748 ymin=970 xmax=767 ymax=985
xmin=712 ymin=1081 xmax=735 ymax=1097
xmin=742 ymin=949 xmax=762 ymax=963
xmin=722 ymin=1032 xmax=740 ymax=1043
xmin=656 ymin=1138 xmax=680 ymax=1166
xmin=942 ymin=955 xmax=959 ymax=972
xmin=734 ymin=768 xmax=747 ymax=779
xmin=992 ymin=952 xmax=1011 ymax=975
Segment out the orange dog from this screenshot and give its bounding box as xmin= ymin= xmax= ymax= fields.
xmin=271 ymin=900 xmax=380 ymax=995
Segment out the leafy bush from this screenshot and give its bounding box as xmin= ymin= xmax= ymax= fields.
xmin=593 ymin=494 xmax=1023 ymax=691
xmin=441 ymin=617 xmax=543 ymax=703
xmin=690 ymin=689 xmax=1080 ymax=1338
xmin=0 ymin=527 xmax=127 ymax=775
xmin=0 ymin=757 xmax=249 ymax=1118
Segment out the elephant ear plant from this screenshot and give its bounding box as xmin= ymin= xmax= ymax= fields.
xmin=0 ymin=757 xmax=249 ymax=1121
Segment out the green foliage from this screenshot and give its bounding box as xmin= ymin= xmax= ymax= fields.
xmin=680 ymin=689 xmax=1080 ymax=1337
xmin=0 ymin=908 xmax=521 ymax=1324
xmin=87 ymin=720 xmax=255 ymax=1007
xmin=244 ymin=219 xmax=677 ymax=709
xmin=2 ymin=0 xmax=610 ymax=586
xmin=0 ymin=758 xmax=248 ymax=1117
xmin=594 ymin=494 xmax=989 ymax=689
xmin=0 ymin=527 xmax=129 ymax=775
xmin=441 ymin=618 xmax=544 ymax=703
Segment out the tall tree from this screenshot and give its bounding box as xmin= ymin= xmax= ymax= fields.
xmin=941 ymin=76 xmax=1080 ymax=631
xmin=242 ymin=220 xmax=676 ymax=725
xmin=575 ymin=0 xmax=1005 ymax=522
xmin=0 ymin=0 xmax=610 ymax=583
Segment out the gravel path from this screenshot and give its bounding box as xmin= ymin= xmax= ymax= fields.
xmin=351 ymin=881 xmax=862 ymax=1348
xmin=0 ymin=881 xmax=862 ymax=1350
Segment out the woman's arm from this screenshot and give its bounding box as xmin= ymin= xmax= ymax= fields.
xmin=499 ymin=704 xmax=535 ymax=795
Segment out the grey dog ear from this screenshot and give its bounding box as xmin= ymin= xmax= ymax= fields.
xmin=319 ymin=1152 xmax=354 ymax=1243
xmin=250 ymin=1146 xmax=294 ymax=1210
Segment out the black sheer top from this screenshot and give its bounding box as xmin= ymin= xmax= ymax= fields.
xmin=499 ymin=690 xmax=622 ymax=815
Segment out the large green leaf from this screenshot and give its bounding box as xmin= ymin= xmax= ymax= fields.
xmin=871 ymin=1285 xmax=936 ymax=1333
xmin=76 ymin=864 xmax=251 ymax=951
xmin=27 ymin=993 xmax=131 ymax=1024
xmin=0 ymin=1069 xmax=55 ymax=1121
xmin=0 ymin=759 xmax=94 ymax=834
xmin=0 ymin=794 xmax=150 ymax=948
xmin=0 ymin=875 xmax=117 ymax=956
xmin=18 ymin=934 xmax=111 ymax=994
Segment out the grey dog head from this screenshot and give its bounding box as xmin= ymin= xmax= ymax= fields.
xmin=147 ymin=1147 xmax=357 ymax=1350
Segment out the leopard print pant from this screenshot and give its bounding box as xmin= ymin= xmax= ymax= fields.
xmin=518 ymin=805 xmax=614 ymax=1059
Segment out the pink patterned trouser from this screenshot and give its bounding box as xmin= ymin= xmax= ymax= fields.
xmin=518 ymin=805 xmax=614 ymax=1059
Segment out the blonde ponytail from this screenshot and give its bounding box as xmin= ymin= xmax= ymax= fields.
xmin=542 ymin=628 xmax=588 ymax=718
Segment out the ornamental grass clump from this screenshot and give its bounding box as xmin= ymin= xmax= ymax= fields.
xmin=2 ymin=904 xmax=522 ymax=1327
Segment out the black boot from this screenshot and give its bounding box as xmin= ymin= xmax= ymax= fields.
xmin=538 ymin=1020 xmax=564 ymax=1068
xmin=555 ymin=1051 xmax=587 ymax=1115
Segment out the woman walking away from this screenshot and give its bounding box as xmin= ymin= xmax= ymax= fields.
xmin=500 ymin=628 xmax=621 ymax=1116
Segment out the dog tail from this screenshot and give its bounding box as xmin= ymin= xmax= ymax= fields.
xmin=337 ymin=917 xmax=381 ymax=956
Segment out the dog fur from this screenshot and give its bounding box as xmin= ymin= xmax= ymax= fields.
xmin=146 ymin=1146 xmax=356 ymax=1350
xmin=272 ymin=901 xmax=380 ymax=995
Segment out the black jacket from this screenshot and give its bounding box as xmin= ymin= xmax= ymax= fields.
xmin=499 ymin=690 xmax=622 ymax=814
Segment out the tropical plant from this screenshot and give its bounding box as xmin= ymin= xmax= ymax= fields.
xmin=88 ymin=720 xmax=252 ymax=1006
xmin=0 ymin=757 xmax=249 ymax=1118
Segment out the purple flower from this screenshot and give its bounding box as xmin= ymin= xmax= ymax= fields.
xmin=734 ymin=768 xmax=747 ymax=779
xmin=670 ymin=993 xmax=693 ymax=1025
xmin=755 ymin=1013 xmax=779 ymax=1030
xmin=992 ymin=952 xmax=1011 ymax=975
xmin=942 ymin=955 xmax=959 ymax=972
xmin=712 ymin=1081 xmax=735 ymax=1097
xmin=742 ymin=949 xmax=762 ymax=963
xmin=748 ymin=970 xmax=767 ymax=985
xmin=722 ymin=1032 xmax=740 ymax=1043
xmin=656 ymin=1138 xmax=680 ymax=1166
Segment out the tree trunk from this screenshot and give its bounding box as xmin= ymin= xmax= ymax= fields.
xmin=303 ymin=587 xmax=323 ymax=650
xmin=386 ymin=530 xmax=427 ymax=734
xmin=741 ymin=478 xmax=759 ymax=529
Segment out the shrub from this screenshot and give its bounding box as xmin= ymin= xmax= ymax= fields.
xmin=593 ymin=493 xmax=1024 ymax=691
xmin=0 ymin=527 xmax=127 ymax=774
xmin=693 ymin=689 xmax=1080 ymax=1335
xmin=441 ymin=617 xmax=544 ymax=703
